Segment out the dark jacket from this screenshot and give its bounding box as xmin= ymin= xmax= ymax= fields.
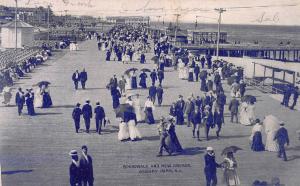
xmin=156 ymin=87 xmax=164 ymax=98
xmin=157 ymin=70 xmax=164 ymax=80
xmin=80 ymin=71 xmax=88 ymax=82
xmin=82 ymin=104 xmax=92 ymax=119
xmin=72 ymin=72 xmax=80 ymax=82
xmin=94 ymin=106 xmax=105 ymax=120
xmin=213 ymin=111 xmax=223 ymax=125
xmin=149 ymin=86 xmax=157 ymax=97
xmin=72 ymin=107 xmax=82 ymax=120
xmin=191 ymin=110 xmax=202 ymax=124
xmin=150 ymin=72 xmax=157 ymax=81
xmin=229 ymin=99 xmax=239 ymax=114
xmin=15 ymin=91 xmax=25 ymax=106
xmin=274 ymin=127 xmax=289 ymax=145
xmin=69 ymin=162 xmax=81 ymax=185
xmin=194 ymin=65 xmax=200 ymax=74
xmin=204 ymin=153 xmax=220 ymax=175
xmin=79 ymin=155 xmax=93 ymax=181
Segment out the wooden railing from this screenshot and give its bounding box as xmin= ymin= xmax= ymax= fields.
xmin=245 ymin=78 xmax=283 ymax=94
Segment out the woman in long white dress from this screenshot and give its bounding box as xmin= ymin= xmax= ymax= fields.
xmin=118 ymin=119 xmax=130 ymax=141
xmin=183 ymin=65 xmax=189 ymax=79
xmin=239 ymin=102 xmax=251 ymax=126
xmin=247 ymin=102 xmax=255 ymax=123
xmin=178 ymin=60 xmax=185 ymax=79
xmin=34 ymin=86 xmax=43 ymax=108
xmin=263 ymin=115 xmax=280 ymax=152
xmin=125 ymin=73 xmax=132 ymax=91
xmin=133 ymin=94 xmax=142 ymax=122
xmin=128 ymin=115 xmax=142 ymax=141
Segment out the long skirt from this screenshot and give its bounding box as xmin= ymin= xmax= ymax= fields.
xmin=223 ymin=169 xmax=241 ymax=186
xmin=112 ymin=96 xmax=120 ymax=109
xmin=128 ymin=120 xmax=142 ymax=140
xmin=145 ymin=107 xmax=155 ymax=124
xmin=134 ymin=105 xmax=143 ymax=122
xmin=131 ymin=77 xmax=137 ymax=89
xmin=207 ymin=80 xmax=213 ymax=91
xmin=170 ymin=132 xmax=183 ymax=152
xmin=42 ymin=93 xmax=52 ymax=108
xmin=251 ymin=132 xmax=265 ymax=151
xmin=265 ymin=131 xmax=279 ymax=152
xmin=188 ymin=72 xmax=194 ymax=82
xmin=118 ymin=122 xmax=130 ymax=141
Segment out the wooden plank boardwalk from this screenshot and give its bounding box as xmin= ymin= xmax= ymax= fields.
xmin=1 ymin=39 xmax=300 ymax=186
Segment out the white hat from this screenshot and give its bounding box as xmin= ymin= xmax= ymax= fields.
xmin=69 ymin=150 xmax=78 ymax=156
xmin=206 ymin=146 xmax=213 ymax=151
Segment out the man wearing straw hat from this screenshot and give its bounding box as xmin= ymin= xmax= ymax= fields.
xmin=69 ymin=150 xmax=81 ymax=186
xmin=15 ymin=87 xmax=25 ymax=116
xmin=274 ymin=122 xmax=290 ymax=161
xmin=204 ymin=146 xmax=221 ymax=186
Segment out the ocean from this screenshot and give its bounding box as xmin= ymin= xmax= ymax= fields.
xmin=152 ymin=22 xmax=300 ymax=45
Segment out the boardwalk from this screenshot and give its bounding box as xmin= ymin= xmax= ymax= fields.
xmin=1 ymin=40 xmax=300 ymax=186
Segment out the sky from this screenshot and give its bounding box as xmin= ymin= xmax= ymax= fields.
xmin=1 ymin=0 xmax=300 ymax=25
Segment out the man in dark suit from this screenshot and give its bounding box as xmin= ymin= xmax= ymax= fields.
xmin=217 ymin=91 xmax=226 ymax=123
xmin=15 ymin=88 xmax=25 ymax=116
xmin=184 ymin=97 xmax=195 ymax=127
xmin=175 ymin=95 xmax=185 ymax=125
xmin=204 ymin=147 xmax=221 ymax=186
xmin=149 ymin=84 xmax=157 ymax=104
xmin=72 ymin=70 xmax=80 ymax=90
xmin=274 ymin=122 xmax=289 ymax=161
xmin=229 ymin=96 xmax=239 ymax=123
xmin=194 ymin=64 xmax=200 ymax=81
xmin=82 ymin=100 xmax=92 ymax=133
xmin=80 ymin=69 xmax=88 ymax=89
xmin=200 ymin=56 xmax=206 ymax=69
xmin=191 ymin=105 xmax=202 ymax=140
xmin=150 ymin=69 xmax=157 ymax=85
xmin=94 ymin=102 xmax=105 ymax=134
xmin=156 ymin=85 xmax=164 ymax=106
xmin=214 ymin=108 xmax=223 ymax=139
xmin=69 ymin=150 xmax=81 ymax=186
xmin=157 ymin=69 xmax=164 ymax=86
xmin=112 ymin=75 xmax=118 ymax=88
xmin=80 ymin=145 xmax=94 ymax=186
xmin=72 ymin=103 xmax=82 ymax=133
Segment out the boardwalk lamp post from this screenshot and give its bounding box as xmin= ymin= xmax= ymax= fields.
xmin=215 ymin=8 xmax=226 ymax=60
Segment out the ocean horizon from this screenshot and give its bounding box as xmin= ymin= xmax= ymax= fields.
xmin=151 ymin=21 xmax=300 ymax=45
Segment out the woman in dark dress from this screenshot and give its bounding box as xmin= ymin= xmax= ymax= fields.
xmin=144 ymin=97 xmax=155 ymax=124
xmin=139 ymin=72 xmax=147 ymax=88
xmin=111 ymin=86 xmax=121 ymax=109
xmin=42 ymin=86 xmax=52 ymax=108
xmin=250 ymin=119 xmax=265 ymax=152
xmin=167 ymin=118 xmax=183 ymax=153
xmin=200 ymin=77 xmax=208 ymax=92
xmin=131 ymin=71 xmax=137 ymax=89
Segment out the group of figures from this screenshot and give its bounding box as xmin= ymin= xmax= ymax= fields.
xmin=72 ymin=69 xmax=88 ymax=90
xmin=72 ymin=100 xmax=107 ymax=134
xmin=14 ymin=83 xmax=52 ymax=116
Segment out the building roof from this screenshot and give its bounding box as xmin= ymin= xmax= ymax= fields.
xmin=1 ymin=20 xmax=34 ymax=28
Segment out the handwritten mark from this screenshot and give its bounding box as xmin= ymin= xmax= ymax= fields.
xmin=252 ymin=12 xmax=280 ymax=23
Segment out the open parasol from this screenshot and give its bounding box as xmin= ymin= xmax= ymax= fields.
xmin=241 ymin=95 xmax=257 ymax=103
xmin=124 ymin=68 xmax=138 ymax=75
xmin=140 ymin=68 xmax=151 ymax=73
xmin=151 ymin=55 xmax=159 ymax=61
xmin=34 ymin=81 xmax=51 ymax=88
xmin=221 ymin=146 xmax=243 ymax=156
xmin=115 ymin=104 xmax=134 ymax=119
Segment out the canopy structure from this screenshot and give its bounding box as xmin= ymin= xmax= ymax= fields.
xmin=1 ymin=20 xmax=34 ymax=48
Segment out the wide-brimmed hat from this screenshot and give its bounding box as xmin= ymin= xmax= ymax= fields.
xmin=69 ymin=150 xmax=78 ymax=156
xmin=206 ymin=146 xmax=213 ymax=151
xmin=76 ymin=103 xmax=81 ymax=107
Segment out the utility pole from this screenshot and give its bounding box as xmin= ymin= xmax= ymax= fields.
xmin=174 ymin=13 xmax=180 ymax=45
xmin=15 ymin=0 xmax=18 ymax=50
xmin=195 ymin=16 xmax=199 ymax=29
xmin=47 ymin=5 xmax=50 ymax=42
xmin=215 ymin=8 xmax=226 ymax=60
xmin=156 ymin=15 xmax=161 ymax=26
xmin=64 ymin=10 xmax=68 ymax=26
